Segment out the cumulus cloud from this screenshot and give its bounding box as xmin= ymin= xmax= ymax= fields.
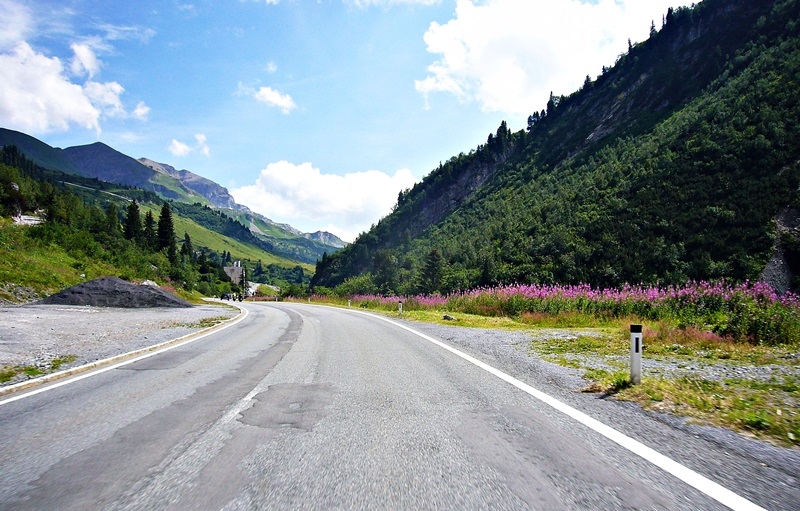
xmin=0 ymin=1 xmax=151 ymax=134
xmin=169 ymin=134 xmax=210 ymax=157
xmin=415 ymin=0 xmax=688 ymax=115
xmin=195 ymin=133 xmax=211 ymax=156
xmin=168 ymin=139 xmax=191 ymax=156
xmin=70 ymin=42 xmax=101 ymax=77
xmin=237 ymin=83 xmax=298 ymax=114
xmin=132 ymin=101 xmax=150 ymax=120
xmin=254 ymin=86 xmax=298 ymax=114
xmin=230 ymin=161 xmax=416 ymax=242
xmin=0 ymin=42 xmax=101 ymax=132
xmin=83 ymin=81 xmax=126 ymax=118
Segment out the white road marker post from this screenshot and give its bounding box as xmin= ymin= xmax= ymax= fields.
xmin=630 ymin=324 xmax=643 ymax=385
xmin=348 ymin=300 xmax=351 ymax=308
xmin=398 ymin=300 xmax=403 ymax=315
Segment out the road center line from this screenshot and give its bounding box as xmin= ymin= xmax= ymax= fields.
xmin=352 ymin=309 xmax=766 ymax=511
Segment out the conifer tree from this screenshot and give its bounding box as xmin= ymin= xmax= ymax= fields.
xmin=143 ymin=210 xmax=156 ymax=250
xmin=157 ymin=202 xmax=178 ymax=263
xmin=420 ymin=248 xmax=444 ymax=294
xmin=123 ymin=200 xmax=143 ymax=244
xmin=180 ymin=232 xmax=194 ymax=261
xmin=105 ymin=203 xmax=120 ymax=235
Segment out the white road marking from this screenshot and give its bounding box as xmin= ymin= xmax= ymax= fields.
xmin=353 ymin=309 xmax=767 ymax=511
xmin=0 ymin=305 xmax=249 ymax=406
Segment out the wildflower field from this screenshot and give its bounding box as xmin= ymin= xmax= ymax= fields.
xmin=319 ymin=280 xmax=800 ymax=347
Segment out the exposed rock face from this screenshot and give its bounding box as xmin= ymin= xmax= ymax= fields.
xmin=761 ymin=208 xmax=800 ymax=295
xmin=38 ymin=277 xmax=191 ymax=308
xmin=139 ymin=158 xmax=238 ymax=209
xmin=305 ymin=231 xmax=347 ymax=248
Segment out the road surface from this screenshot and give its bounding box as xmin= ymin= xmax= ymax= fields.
xmin=0 ymin=302 xmax=796 ymax=510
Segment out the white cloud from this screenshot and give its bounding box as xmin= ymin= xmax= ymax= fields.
xmin=0 ymin=1 xmax=150 ymax=134
xmin=168 ymin=139 xmax=191 ymax=156
xmin=266 ymin=60 xmax=277 ymax=73
xmin=97 ymin=23 xmax=156 ymax=43
xmin=195 ymin=133 xmax=210 ymax=156
xmin=132 ymin=101 xmax=150 ymax=120
xmin=70 ymin=42 xmax=101 ymax=77
xmin=253 ymin=86 xmax=297 ymax=114
xmin=415 ymin=0 xmax=689 ymax=116
xmin=169 ymin=134 xmax=210 ymax=157
xmin=230 ymin=161 xmax=416 ymax=242
xmin=237 ymin=82 xmax=298 ymax=114
xmin=0 ymin=42 xmax=100 ymax=133
xmin=0 ymin=0 xmax=32 ymax=51
xmin=83 ymin=80 xmax=126 ymax=117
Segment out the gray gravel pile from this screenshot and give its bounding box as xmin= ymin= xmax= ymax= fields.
xmin=37 ymin=277 xmax=191 ymax=308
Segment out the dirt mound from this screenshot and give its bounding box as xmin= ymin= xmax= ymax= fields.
xmin=38 ymin=277 xmax=192 ymax=308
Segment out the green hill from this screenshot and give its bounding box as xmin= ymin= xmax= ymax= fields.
xmin=0 ymin=145 xmax=311 ymax=302
xmin=311 ymin=0 xmax=800 ymax=295
xmin=0 ymin=128 xmax=345 ymax=265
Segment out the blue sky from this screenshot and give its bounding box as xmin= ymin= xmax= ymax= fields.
xmin=0 ymin=0 xmax=688 ymax=241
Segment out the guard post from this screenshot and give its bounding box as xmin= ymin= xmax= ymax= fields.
xmin=398 ymin=300 xmax=403 ymax=315
xmin=630 ymin=324 xmax=643 ymax=384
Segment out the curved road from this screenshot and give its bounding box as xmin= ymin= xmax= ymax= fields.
xmin=0 ymin=302 xmax=792 ymax=510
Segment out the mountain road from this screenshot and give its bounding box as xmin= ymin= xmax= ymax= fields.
xmin=0 ymin=302 xmax=796 ymax=510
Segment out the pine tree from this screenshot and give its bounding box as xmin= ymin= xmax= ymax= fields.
xmin=420 ymin=248 xmax=444 ymax=294
xmin=105 ymin=203 xmax=120 ymax=235
xmin=180 ymin=232 xmax=194 ymax=261
xmin=123 ymin=200 xmax=143 ymax=244
xmin=157 ymin=202 xmax=178 ymax=263
xmin=143 ymin=210 xmax=156 ymax=251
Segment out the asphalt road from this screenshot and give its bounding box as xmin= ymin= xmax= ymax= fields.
xmin=0 ymin=302 xmax=794 ymax=510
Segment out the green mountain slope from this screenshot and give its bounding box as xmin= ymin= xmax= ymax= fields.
xmin=0 ymin=128 xmax=82 ymax=175
xmin=0 ymin=129 xmax=345 ymax=265
xmin=311 ymin=0 xmax=800 ymax=294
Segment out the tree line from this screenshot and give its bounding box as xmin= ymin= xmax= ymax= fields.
xmin=0 ymin=145 xmax=238 ymax=297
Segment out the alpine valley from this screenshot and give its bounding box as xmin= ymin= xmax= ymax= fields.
xmin=0 ymin=127 xmax=346 ymax=264
xmin=0 ymin=127 xmax=345 ymax=300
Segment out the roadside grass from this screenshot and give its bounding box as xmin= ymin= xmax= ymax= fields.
xmin=334 ymin=303 xmax=800 ymax=447
xmin=617 ymin=376 xmax=799 ymax=447
xmin=174 ymin=315 xmax=231 ymax=329
xmin=526 ymin=321 xmax=800 ymax=447
xmin=0 ymin=355 xmax=78 ymax=384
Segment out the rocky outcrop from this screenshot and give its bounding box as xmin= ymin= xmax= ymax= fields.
xmin=139 ymin=158 xmax=238 ymax=209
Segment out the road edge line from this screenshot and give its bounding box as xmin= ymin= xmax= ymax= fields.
xmin=349 ymin=308 xmax=766 ymax=511
xmin=0 ymin=303 xmax=248 ymax=404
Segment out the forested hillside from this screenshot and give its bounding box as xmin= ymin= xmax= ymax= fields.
xmin=311 ymin=0 xmax=800 ymax=296
xmin=0 ymin=128 xmax=344 ymax=265
xmin=0 ymin=145 xmax=315 ymax=301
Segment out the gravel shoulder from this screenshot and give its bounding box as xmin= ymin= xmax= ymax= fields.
xmin=0 ymin=302 xmax=238 ymax=387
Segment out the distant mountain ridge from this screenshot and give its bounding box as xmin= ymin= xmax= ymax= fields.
xmin=0 ymin=128 xmax=345 ymax=258
xmin=138 ymin=158 xmax=238 ymax=209
xmin=0 ymin=128 xmax=345 ymax=265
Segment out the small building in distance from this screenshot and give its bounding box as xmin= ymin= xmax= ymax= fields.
xmin=224 ymin=260 xmax=244 ymax=285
